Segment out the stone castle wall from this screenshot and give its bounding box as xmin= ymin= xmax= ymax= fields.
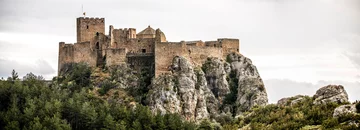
xmin=155 ymin=42 xmax=185 ymax=76
xmin=105 ymin=48 xmax=127 ymax=67
xmin=219 ymin=38 xmax=240 ymax=58
xmin=59 ymin=17 xmax=240 ymax=77
xmin=58 ymin=41 xmax=98 ymax=73
xmin=77 ymin=17 xmax=105 ymax=43
xmin=154 ymin=41 xmax=223 ymax=76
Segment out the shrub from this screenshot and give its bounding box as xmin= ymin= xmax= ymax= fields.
xmin=356 ymin=102 xmax=360 ymax=113
xmin=98 ymin=80 xmax=116 ymax=96
xmin=322 ymin=118 xmax=338 ymax=128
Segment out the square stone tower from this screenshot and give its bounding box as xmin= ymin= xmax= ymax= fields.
xmin=77 ymin=17 xmax=105 ymax=43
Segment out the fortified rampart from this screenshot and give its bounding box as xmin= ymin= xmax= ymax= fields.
xmin=58 ymin=17 xmax=240 ymax=77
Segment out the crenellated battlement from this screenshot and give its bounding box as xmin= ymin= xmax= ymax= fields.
xmin=77 ymin=17 xmax=105 ymax=23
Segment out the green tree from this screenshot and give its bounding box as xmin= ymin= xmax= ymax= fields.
xmin=27 ymin=117 xmax=43 ymax=130
xmin=102 ymin=114 xmax=116 ymax=130
xmin=132 ymin=120 xmax=142 ymax=130
xmin=11 ymin=69 xmax=19 ymax=81
xmin=4 ymin=121 xmax=20 ymax=130
xmin=198 ymin=119 xmax=214 ymax=130
xmin=42 ymin=115 xmax=71 ymax=130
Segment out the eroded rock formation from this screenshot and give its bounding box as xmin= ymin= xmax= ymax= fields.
xmin=147 ymin=53 xmax=268 ymax=121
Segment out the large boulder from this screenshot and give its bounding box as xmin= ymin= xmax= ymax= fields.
xmin=313 ymin=85 xmax=348 ymax=105
xmin=333 ymin=104 xmax=357 ymax=117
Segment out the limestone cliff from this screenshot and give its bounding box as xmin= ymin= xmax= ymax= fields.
xmin=147 ymin=53 xmax=268 ymax=121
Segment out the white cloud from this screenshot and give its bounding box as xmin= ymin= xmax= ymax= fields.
xmin=0 ymin=58 xmax=55 ymax=79
xmin=0 ymin=0 xmax=359 ymax=88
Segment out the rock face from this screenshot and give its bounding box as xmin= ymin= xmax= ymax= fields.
xmin=226 ymin=53 xmax=268 ymax=115
xmin=147 ymin=53 xmax=268 ymax=121
xmin=147 ymin=56 xmax=212 ymax=121
xmin=313 ymin=85 xmax=348 ymax=105
xmin=277 ymin=95 xmax=305 ymax=106
xmin=333 ymin=104 xmax=357 ymax=117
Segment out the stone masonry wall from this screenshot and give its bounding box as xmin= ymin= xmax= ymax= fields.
xmin=155 ymin=42 xmax=186 ymax=76
xmin=58 ymin=42 xmax=74 ymax=73
xmin=105 ymin=48 xmax=127 ymax=67
xmin=186 ymin=46 xmax=222 ymax=66
xmin=110 ymin=29 xmax=155 ymax=53
xmin=58 ymin=41 xmax=98 ymax=74
xmin=219 ymin=38 xmax=239 ymax=58
xmin=154 ymin=41 xmax=222 ymax=77
xmin=77 ymin=17 xmax=105 ymax=43
xmin=73 ymin=42 xmax=98 ymax=67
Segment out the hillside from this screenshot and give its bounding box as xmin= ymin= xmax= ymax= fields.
xmin=0 ymin=53 xmax=359 ymax=130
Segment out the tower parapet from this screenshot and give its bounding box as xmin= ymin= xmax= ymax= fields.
xmin=77 ymin=17 xmax=105 ymax=43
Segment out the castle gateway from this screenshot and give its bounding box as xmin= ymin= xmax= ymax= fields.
xmin=58 ymin=17 xmax=240 ymax=77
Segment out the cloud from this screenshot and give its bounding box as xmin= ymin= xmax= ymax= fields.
xmin=0 ymin=58 xmax=55 ymax=79
xmin=341 ymin=34 xmax=360 ymax=70
xmin=264 ymin=79 xmax=360 ymax=104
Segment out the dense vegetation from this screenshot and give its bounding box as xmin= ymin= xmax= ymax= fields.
xmin=1 ymin=63 xmax=359 ymax=130
xmin=0 ymin=65 xmax=196 ymax=130
xmin=220 ymin=96 xmax=360 ymax=130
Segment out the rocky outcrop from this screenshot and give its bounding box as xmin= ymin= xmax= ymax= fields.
xmin=107 ymin=64 xmax=139 ymax=89
xmin=202 ymin=57 xmax=230 ymax=101
xmin=277 ymin=95 xmax=305 ymax=106
xmin=226 ymin=53 xmax=268 ymax=115
xmin=333 ymin=104 xmax=357 ymax=117
xmin=313 ymin=85 xmax=348 ymax=105
xmin=147 ymin=56 xmax=212 ymax=121
xmin=147 ymin=53 xmax=268 ymax=121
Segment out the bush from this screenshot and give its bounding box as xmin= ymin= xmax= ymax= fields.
xmin=356 ymin=102 xmax=360 ymax=113
xmin=98 ymin=80 xmax=116 ymax=96
xmin=322 ymin=118 xmax=338 ymax=128
xmin=58 ymin=63 xmax=92 ymax=91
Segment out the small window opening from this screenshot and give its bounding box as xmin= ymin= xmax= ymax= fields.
xmin=142 ymin=49 xmax=146 ymax=53
xmin=214 ymin=44 xmax=216 ymax=47
xmin=86 ymin=25 xmax=89 ymax=29
xmin=188 ymin=50 xmax=191 ymax=54
xmin=96 ymin=32 xmax=99 ymax=36
xmin=237 ymin=49 xmax=239 ymax=52
xmin=96 ymin=42 xmax=100 ymax=49
xmin=138 ymin=40 xmax=141 ymax=42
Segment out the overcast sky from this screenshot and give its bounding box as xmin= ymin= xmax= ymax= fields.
xmin=0 ymin=0 xmax=359 ymax=103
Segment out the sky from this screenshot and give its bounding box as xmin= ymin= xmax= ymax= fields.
xmin=0 ymin=0 xmax=359 ymax=103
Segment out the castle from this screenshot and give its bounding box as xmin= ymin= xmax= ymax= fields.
xmin=58 ymin=17 xmax=240 ymax=77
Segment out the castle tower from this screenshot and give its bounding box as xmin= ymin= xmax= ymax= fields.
xmin=128 ymin=28 xmax=136 ymax=39
xmin=77 ymin=17 xmax=105 ymax=43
